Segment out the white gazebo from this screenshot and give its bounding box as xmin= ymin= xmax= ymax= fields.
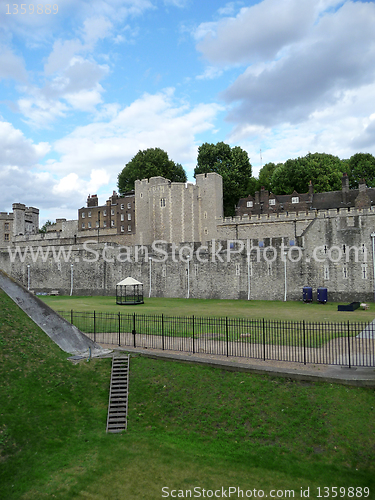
xmin=116 ymin=277 xmax=144 ymax=305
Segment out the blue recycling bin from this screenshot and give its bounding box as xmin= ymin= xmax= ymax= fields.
xmin=303 ymin=286 xmax=313 ymax=302
xmin=317 ymin=287 xmax=328 ymax=304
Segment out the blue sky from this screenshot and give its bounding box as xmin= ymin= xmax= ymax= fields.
xmin=1 ymin=0 xmax=375 ymax=224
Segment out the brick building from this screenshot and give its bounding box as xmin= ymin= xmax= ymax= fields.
xmin=236 ymin=174 xmax=375 ymax=216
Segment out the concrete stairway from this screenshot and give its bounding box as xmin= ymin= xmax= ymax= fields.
xmin=106 ymin=355 xmax=130 ymax=433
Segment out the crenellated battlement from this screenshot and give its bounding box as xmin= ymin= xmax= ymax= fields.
xmin=217 ymin=206 xmax=375 ymax=226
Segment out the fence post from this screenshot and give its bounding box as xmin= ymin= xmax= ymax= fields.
xmin=226 ymin=317 xmax=229 ymax=357
xmin=192 ymin=315 xmax=195 ymax=354
xmin=162 ymin=314 xmax=164 ymax=351
xmin=263 ymin=318 xmax=266 ymax=361
xmin=70 ymin=309 xmax=73 ymax=325
xmin=303 ymin=320 xmax=306 ymax=365
xmin=94 ymin=310 xmax=96 ymax=343
xmin=118 ymin=312 xmax=121 ymax=346
xmin=347 ymin=320 xmax=351 ymax=369
xmin=132 ymin=312 xmax=136 ymax=348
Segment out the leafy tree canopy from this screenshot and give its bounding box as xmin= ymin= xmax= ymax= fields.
xmin=257 ymin=162 xmax=282 ymax=192
xmin=194 ymin=142 xmax=252 ymax=216
xmin=348 ymin=153 xmax=375 ymax=188
xmin=269 ymin=152 xmax=348 ymax=195
xmin=39 ymin=220 xmax=54 ymax=233
xmin=118 ymin=148 xmax=187 ymax=194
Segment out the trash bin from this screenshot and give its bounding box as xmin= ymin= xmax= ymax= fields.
xmin=317 ymin=287 xmax=328 ymax=304
xmin=303 ymin=286 xmax=313 ymax=302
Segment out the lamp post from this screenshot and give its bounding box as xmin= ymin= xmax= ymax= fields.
xmin=371 ymin=233 xmax=375 ymax=301
xmin=284 ymin=250 xmax=287 ymax=302
xmin=70 ymin=264 xmax=73 ymax=296
xmin=97 ymin=210 xmax=100 ymax=244
xmin=149 ymin=256 xmax=152 ymax=298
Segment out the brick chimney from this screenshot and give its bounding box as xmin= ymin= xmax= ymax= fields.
xmin=341 ymin=173 xmax=349 ymax=204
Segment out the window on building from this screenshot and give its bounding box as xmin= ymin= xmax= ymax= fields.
xmin=121 ymin=214 xmax=124 ymax=221
xmin=96 ymin=221 xmax=99 ymax=228
xmin=82 ymin=223 xmax=85 ymax=229
xmin=291 ymin=197 xmax=299 ymax=204
xmin=111 ymin=209 xmax=115 ymax=216
xmin=88 ymin=222 xmax=91 ymax=228
xmin=103 ymin=210 xmax=107 ymax=216
xmin=128 ymin=213 xmax=131 ymax=220
xmin=111 ymin=220 xmax=115 ymax=227
xmin=362 ymin=264 xmax=368 ymax=279
xmin=204 ymin=211 xmax=207 ymax=219
xmin=121 ymin=225 xmax=124 ymax=232
xmin=204 ymin=228 xmax=208 ymax=235
xmin=128 ymin=225 xmax=132 ymax=232
xmin=82 ymin=212 xmax=85 ymax=218
xmin=4 ymin=233 xmax=9 ymax=241
xmin=247 ymin=201 xmax=253 ymax=208
xmin=160 ymin=198 xmax=166 ymax=207
xmin=4 ymin=223 xmax=9 ymax=230
xmin=127 ymin=203 xmax=131 ymax=209
xmin=103 ymin=221 xmax=107 ymax=228
xmin=269 ymin=199 xmax=276 ymax=206
xmin=88 ymin=211 xmax=91 ymax=217
xmin=120 ymin=204 xmax=124 ymax=210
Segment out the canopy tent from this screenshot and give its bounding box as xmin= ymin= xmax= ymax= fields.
xmin=116 ymin=277 xmax=144 ymax=305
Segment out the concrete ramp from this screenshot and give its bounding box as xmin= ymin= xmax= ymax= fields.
xmin=357 ymin=320 xmax=375 ymax=339
xmin=0 ymin=269 xmax=111 ymax=356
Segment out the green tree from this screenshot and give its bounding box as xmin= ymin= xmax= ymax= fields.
xmin=194 ymin=142 xmax=252 ymax=216
xmin=270 ymin=153 xmax=347 ymax=195
xmin=348 ymin=153 xmax=375 ymax=188
xmin=39 ymin=220 xmax=54 ymax=234
xmin=258 ymin=162 xmax=281 ymax=192
xmin=117 ymin=148 xmax=187 ymax=194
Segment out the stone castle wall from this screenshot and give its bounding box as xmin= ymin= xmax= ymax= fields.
xmin=1 ymin=174 xmax=375 ymax=302
xmin=0 ymin=207 xmax=373 ymax=302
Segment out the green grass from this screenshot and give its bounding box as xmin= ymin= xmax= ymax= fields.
xmin=40 ymin=295 xmax=375 ymax=323
xmin=1 ymin=290 xmax=375 ymax=499
xmin=41 ymin=296 xmax=373 ymax=348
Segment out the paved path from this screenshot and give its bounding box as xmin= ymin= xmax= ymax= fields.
xmin=98 ymin=343 xmax=375 ymax=387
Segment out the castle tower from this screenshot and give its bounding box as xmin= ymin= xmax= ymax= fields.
xmin=12 ymin=203 xmax=26 ymax=236
xmin=25 ymin=207 xmax=39 ymax=234
xmin=196 ymin=172 xmax=223 ymax=242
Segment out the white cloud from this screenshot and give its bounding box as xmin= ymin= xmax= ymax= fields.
xmin=44 ymin=39 xmax=85 ymax=76
xmin=81 ymin=16 xmax=113 ymax=45
xmin=213 ymin=0 xmax=375 ymax=129
xmin=48 ymin=88 xmax=221 ymax=182
xmin=195 ymin=0 xmax=317 ymax=65
xmin=0 ymin=46 xmax=28 ymax=82
xmin=196 ymin=66 xmax=224 ymax=80
xmin=18 ymin=96 xmax=69 ymax=128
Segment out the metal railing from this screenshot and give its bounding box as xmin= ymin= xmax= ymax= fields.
xmin=58 ymin=310 xmax=375 ymax=367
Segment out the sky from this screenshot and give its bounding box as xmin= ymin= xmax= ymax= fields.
xmin=1 ymin=0 xmax=375 ymax=225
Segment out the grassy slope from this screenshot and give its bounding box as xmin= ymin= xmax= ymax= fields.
xmin=40 ymin=295 xmax=375 ymax=323
xmin=1 ymin=290 xmax=375 ymax=499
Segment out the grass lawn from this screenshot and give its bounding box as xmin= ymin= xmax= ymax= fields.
xmin=1 ymin=289 xmax=375 ymax=499
xmin=40 ymin=295 xmax=375 ymax=323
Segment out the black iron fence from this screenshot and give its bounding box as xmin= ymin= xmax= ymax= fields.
xmin=58 ymin=310 xmax=375 ymax=367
